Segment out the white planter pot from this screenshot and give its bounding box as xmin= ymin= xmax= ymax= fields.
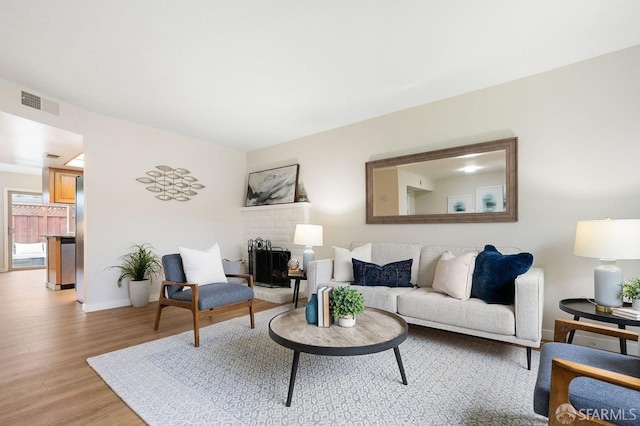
xmin=633 ymin=298 xmax=640 ymax=311
xmin=338 ymin=316 xmax=356 ymax=327
xmin=129 ymin=279 xmax=151 ymax=307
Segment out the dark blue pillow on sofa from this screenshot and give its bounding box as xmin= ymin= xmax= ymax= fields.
xmin=471 ymin=245 xmax=533 ymax=305
xmin=352 ymin=258 xmax=413 ymax=287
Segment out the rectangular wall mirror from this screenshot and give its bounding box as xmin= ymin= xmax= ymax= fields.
xmin=366 ymin=137 xmax=518 ymax=224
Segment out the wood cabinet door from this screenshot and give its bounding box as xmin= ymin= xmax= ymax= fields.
xmin=53 ymin=171 xmax=79 ymax=204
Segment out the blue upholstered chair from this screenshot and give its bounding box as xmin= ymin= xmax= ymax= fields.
xmin=534 ymin=319 xmax=640 ymax=425
xmin=154 ymin=253 xmax=255 ymax=347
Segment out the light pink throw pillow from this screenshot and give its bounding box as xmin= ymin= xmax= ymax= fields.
xmin=432 ymin=251 xmax=478 ymax=300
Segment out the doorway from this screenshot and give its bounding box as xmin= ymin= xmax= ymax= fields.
xmin=7 ymin=191 xmax=72 ymax=271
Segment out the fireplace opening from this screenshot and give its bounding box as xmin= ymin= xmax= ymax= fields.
xmin=248 ymin=238 xmax=291 ymax=288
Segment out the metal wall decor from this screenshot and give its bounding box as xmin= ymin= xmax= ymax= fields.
xmin=136 ymin=165 xmax=205 ymax=201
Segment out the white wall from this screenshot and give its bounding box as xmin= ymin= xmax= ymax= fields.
xmin=247 ymin=45 xmax=640 ymax=348
xmin=0 ymin=170 xmax=42 ymax=271
xmin=2 ymin=44 xmax=639 ymax=349
xmin=0 ymin=79 xmax=248 ymax=311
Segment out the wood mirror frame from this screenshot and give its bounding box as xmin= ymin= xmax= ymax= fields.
xmin=366 ymin=137 xmax=517 ymax=224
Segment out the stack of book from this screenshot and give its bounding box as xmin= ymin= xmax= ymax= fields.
xmin=611 ymin=307 xmax=640 ymax=320
xmin=317 ymin=286 xmax=334 ymax=327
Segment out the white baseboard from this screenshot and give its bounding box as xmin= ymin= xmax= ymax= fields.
xmin=82 ymin=298 xmax=131 ymax=312
xmin=82 ymin=293 xmax=160 ymax=312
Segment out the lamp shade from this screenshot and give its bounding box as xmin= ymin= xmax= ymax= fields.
xmin=293 ymin=224 xmax=323 ymax=247
xmin=574 ymin=218 xmax=640 ymax=312
xmin=574 ymin=219 xmax=640 ymax=260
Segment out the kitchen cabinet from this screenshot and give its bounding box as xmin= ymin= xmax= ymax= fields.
xmin=43 ymin=168 xmax=83 ymax=204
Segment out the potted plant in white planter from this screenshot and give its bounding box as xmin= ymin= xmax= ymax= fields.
xmin=109 ymin=243 xmax=162 ymax=307
xmin=622 ymin=278 xmax=640 ymax=311
xmin=329 ymin=286 xmax=365 ymax=327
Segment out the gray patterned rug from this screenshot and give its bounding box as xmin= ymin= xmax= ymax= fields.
xmin=87 ymin=306 xmax=545 ymax=425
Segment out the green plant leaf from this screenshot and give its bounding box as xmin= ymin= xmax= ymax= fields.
xmin=622 ymin=277 xmax=640 ymax=299
xmin=329 ymin=286 xmax=364 ymax=318
xmin=107 ymin=243 xmax=162 ymax=287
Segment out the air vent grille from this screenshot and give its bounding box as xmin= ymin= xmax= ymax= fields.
xmin=20 ymin=90 xmax=60 ymax=116
xmin=21 ymin=91 xmax=41 ymax=110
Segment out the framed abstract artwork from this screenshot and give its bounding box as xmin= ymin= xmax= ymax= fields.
xmin=476 ymin=185 xmax=505 ymax=213
xmin=246 ymin=164 xmax=299 ymax=206
xmin=447 ymin=195 xmax=471 ymax=213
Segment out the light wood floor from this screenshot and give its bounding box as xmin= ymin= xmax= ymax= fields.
xmin=0 ymin=269 xmax=284 ymax=425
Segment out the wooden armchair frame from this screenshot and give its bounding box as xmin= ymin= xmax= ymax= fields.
xmin=548 ymin=319 xmax=640 ymax=426
xmin=154 ymin=273 xmax=255 ymax=347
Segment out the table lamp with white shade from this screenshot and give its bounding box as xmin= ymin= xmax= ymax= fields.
xmin=293 ymin=224 xmax=323 ymax=272
xmin=573 ymin=218 xmax=640 ymax=312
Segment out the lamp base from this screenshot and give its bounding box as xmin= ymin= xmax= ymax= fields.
xmin=593 ymin=261 xmax=623 ymax=311
xmin=302 ymin=246 xmax=315 ymax=272
xmin=595 ymin=304 xmax=613 ymax=313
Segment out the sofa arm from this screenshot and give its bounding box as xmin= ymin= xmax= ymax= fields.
xmin=514 ymin=266 xmax=544 ymax=343
xmin=306 ymin=259 xmax=334 ymax=297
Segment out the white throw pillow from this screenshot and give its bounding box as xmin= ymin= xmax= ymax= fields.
xmin=333 ymin=244 xmax=372 ymax=282
xmin=432 ymin=251 xmax=478 ymax=300
xmin=178 ymin=244 xmax=228 ymax=287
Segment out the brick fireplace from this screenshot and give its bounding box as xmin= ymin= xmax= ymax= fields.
xmin=240 ymin=202 xmax=311 ymax=279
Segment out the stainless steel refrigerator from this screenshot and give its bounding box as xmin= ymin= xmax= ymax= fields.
xmin=75 ymin=176 xmax=84 ymax=303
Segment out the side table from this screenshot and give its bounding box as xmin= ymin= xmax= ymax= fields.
xmin=559 ymin=298 xmax=640 ymax=354
xmin=288 ymin=273 xmax=306 ymax=308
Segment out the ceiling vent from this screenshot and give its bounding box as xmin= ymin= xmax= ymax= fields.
xmin=21 ymin=91 xmax=60 ymax=116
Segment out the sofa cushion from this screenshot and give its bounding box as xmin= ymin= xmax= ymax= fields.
xmin=471 ymin=245 xmax=533 ymax=304
xmin=352 ymin=259 xmax=413 ymax=287
xmin=397 ymin=287 xmax=516 ymax=336
xmin=178 ymin=244 xmax=227 ymax=286
xmin=432 ymin=251 xmax=478 ymax=300
xmin=333 ymin=244 xmax=372 ymax=282
xmin=329 ymin=281 xmax=415 ymax=313
xmin=171 ymin=282 xmax=254 ymax=310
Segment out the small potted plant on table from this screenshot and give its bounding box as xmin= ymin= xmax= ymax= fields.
xmin=329 ymin=286 xmax=365 ymax=327
xmin=622 ymin=278 xmax=640 ymax=311
xmin=108 ymin=243 xmax=162 ymax=307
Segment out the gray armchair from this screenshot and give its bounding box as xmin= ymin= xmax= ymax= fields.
xmin=534 ymin=319 xmax=640 ymax=425
xmin=154 ymin=253 xmax=255 ymax=347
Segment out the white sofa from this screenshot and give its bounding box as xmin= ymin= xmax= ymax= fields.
xmin=307 ymin=243 xmax=544 ymax=369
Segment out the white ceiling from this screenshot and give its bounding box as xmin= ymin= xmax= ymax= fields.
xmin=0 ymin=111 xmax=84 ymax=173
xmin=1 ymin=0 xmax=640 ymax=172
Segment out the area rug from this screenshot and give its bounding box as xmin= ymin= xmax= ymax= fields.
xmin=88 ymin=306 xmax=545 ymax=425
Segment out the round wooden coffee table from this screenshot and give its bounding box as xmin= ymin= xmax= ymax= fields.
xmin=269 ymin=307 xmax=408 ymax=407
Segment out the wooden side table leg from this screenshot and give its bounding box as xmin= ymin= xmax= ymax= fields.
xmin=286 ymin=351 xmax=300 ymax=407
xmin=394 ymin=346 xmax=408 ymax=385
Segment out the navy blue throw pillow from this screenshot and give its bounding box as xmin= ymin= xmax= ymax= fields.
xmin=351 ymin=259 xmax=413 ymax=287
xmin=471 ymin=245 xmax=533 ymax=304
